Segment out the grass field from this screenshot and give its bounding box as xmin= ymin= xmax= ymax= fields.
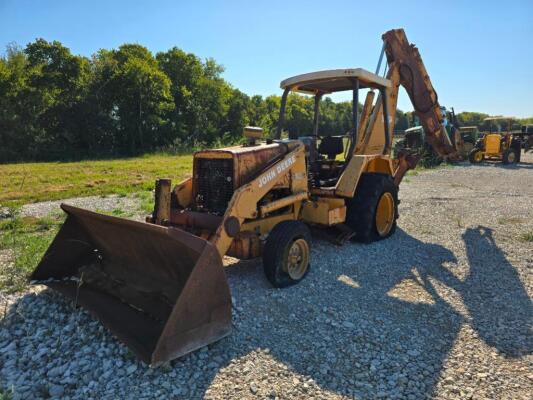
xmin=0 ymin=214 xmax=62 ymax=292
xmin=0 ymin=154 xmax=192 ymax=292
xmin=0 ymin=153 xmax=193 ymax=207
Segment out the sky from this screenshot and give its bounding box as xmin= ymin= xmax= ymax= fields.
xmin=1 ymin=0 xmax=532 ymax=117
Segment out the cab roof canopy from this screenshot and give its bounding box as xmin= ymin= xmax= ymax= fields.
xmin=280 ymin=68 xmax=391 ymax=95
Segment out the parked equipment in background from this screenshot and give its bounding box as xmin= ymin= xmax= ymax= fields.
xmin=30 ymin=29 xmax=458 ymax=365
xmin=520 ymin=124 xmax=533 ymax=152
xmin=457 ymin=126 xmax=480 ymax=155
xmin=394 ymin=106 xmax=462 ymax=165
xmin=469 ymin=117 xmax=522 ymax=164
xmin=447 ymin=108 xmax=481 ymax=157
xmin=394 ymin=125 xmax=441 ymax=166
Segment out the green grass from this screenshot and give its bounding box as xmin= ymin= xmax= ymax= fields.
xmin=0 ymin=153 xmax=192 ymax=207
xmin=0 ymin=153 xmax=166 ymax=292
xmin=136 ymin=190 xmax=155 ymax=213
xmin=497 ymin=216 xmax=523 ymax=225
xmin=405 ymin=161 xmax=454 ymax=177
xmin=0 ymin=211 xmax=64 ymax=292
xmin=520 ymin=231 xmax=533 ymax=242
xmin=0 ymin=389 xmax=13 ymax=400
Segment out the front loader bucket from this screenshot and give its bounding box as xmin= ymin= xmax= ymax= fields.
xmin=30 ymin=204 xmax=232 ymax=366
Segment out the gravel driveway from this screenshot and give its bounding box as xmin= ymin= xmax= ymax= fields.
xmin=1 ymin=154 xmax=532 ymax=399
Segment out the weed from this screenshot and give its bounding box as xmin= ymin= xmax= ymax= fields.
xmin=520 ymin=231 xmax=533 ymax=242
xmin=497 ymin=216 xmax=523 ymax=225
xmin=0 ymin=389 xmax=13 ymax=400
xmin=36 ymin=216 xmax=63 ymax=231
xmin=0 ymin=214 xmax=61 ymax=292
xmin=140 ymin=198 xmax=154 ymax=214
xmin=137 ymin=190 xmax=154 ymax=214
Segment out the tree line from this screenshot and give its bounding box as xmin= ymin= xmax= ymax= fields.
xmin=0 ymin=40 xmax=411 ymax=162
xmin=0 ymin=39 xmax=529 ymax=162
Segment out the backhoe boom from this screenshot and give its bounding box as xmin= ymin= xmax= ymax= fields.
xmin=383 ymin=29 xmax=457 ymax=159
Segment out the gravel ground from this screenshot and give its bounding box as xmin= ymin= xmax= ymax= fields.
xmin=1 ymin=153 xmax=532 ymax=399
xmin=17 ymin=194 xmax=147 ymax=220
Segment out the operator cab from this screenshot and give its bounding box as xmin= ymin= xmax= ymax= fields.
xmin=276 ymin=68 xmax=392 ymax=188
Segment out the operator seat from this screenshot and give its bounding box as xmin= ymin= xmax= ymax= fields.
xmin=318 ymin=136 xmax=344 ymax=160
xmin=315 ymin=135 xmax=345 ymax=188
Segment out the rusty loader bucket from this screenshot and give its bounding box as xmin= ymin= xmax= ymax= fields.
xmin=30 ymin=204 xmax=232 ymax=366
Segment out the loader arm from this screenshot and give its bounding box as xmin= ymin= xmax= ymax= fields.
xmin=382 ymin=29 xmax=458 ymax=159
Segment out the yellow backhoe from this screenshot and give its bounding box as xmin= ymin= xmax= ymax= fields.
xmin=30 ymin=29 xmax=458 ymax=365
xmin=469 ymin=117 xmax=522 ymax=164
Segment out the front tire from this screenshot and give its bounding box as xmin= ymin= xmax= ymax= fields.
xmin=469 ymin=149 xmax=484 ymax=164
xmin=502 ymin=148 xmax=518 ymax=164
xmin=263 ymin=221 xmax=311 ymax=288
xmin=345 ymin=173 xmax=398 ymax=243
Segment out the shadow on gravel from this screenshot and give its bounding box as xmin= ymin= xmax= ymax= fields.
xmin=217 ymin=229 xmax=466 ymax=399
xmin=427 ymin=226 xmax=533 ymax=358
xmin=2 ymin=227 xmax=530 ymax=399
xmin=499 ymin=162 xmax=533 ymax=170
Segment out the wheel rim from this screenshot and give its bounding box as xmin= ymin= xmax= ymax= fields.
xmin=284 ymin=238 xmax=309 ymax=280
xmin=474 ymin=151 xmax=483 ymax=162
xmin=375 ymin=192 xmax=395 ymax=237
xmin=507 ymin=151 xmax=516 ymax=163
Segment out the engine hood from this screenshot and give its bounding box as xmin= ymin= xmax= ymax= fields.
xmin=194 ymin=142 xmax=291 ymax=188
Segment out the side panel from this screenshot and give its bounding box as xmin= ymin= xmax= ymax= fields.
xmin=485 ymin=134 xmax=501 ymax=154
xmin=366 ymin=158 xmax=394 ymax=174
xmin=233 ymin=145 xmax=287 ymax=187
xmin=357 ymin=65 xmax=400 ymax=156
xmin=301 ymin=198 xmax=346 ymax=226
xmin=335 ymin=156 xmax=367 ymax=197
xmin=335 ymin=155 xmax=393 ymax=198
xmin=210 ymin=145 xmax=308 ymax=257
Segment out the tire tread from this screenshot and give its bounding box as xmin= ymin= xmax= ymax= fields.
xmin=263 ymin=220 xmax=311 ymax=288
xmin=345 ymin=173 xmax=398 ymax=243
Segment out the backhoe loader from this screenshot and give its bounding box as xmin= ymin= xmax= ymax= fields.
xmin=469 ymin=117 xmax=522 ymax=164
xmin=30 ymin=29 xmax=458 ymax=366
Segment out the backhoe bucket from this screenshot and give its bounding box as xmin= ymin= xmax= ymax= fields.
xmin=30 ymin=204 xmax=232 ymax=366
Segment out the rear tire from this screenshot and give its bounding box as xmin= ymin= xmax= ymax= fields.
xmin=345 ymin=173 xmax=398 ymax=243
xmin=502 ymin=148 xmax=518 ymax=164
xmin=263 ymin=221 xmax=311 ymax=288
xmin=469 ymin=149 xmax=484 ymax=164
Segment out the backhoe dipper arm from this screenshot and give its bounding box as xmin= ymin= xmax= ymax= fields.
xmin=382 ymin=29 xmax=457 ymax=159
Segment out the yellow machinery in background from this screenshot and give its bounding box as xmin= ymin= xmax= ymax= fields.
xmin=30 ymin=29 xmax=458 ymax=365
xmin=469 ymin=117 xmax=522 ymax=164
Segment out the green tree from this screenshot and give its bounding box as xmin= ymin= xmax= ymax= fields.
xmin=93 ymin=44 xmax=174 ymax=154
xmin=456 ymin=111 xmax=489 ymax=128
xmin=24 ymin=39 xmax=91 ymax=156
xmin=394 ymin=109 xmax=408 ymax=131
xmin=0 ymin=44 xmax=30 ymax=160
xmin=156 ymin=48 xmax=204 ymax=143
xmin=221 ymin=89 xmax=251 ymax=141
